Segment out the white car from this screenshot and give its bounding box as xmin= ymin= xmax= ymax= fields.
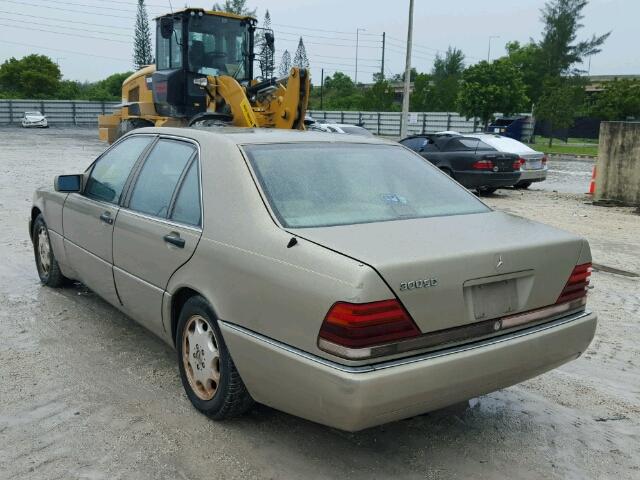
xmin=21 ymin=111 xmax=48 ymax=128
xmin=463 ymin=134 xmax=547 ymax=188
xmin=308 ymin=123 xmax=374 ymax=137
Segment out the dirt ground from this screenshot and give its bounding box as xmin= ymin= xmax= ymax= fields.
xmin=1 ymin=127 xmax=638 ymax=480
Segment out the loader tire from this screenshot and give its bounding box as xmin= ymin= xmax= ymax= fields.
xmin=116 ymin=118 xmax=153 ymax=140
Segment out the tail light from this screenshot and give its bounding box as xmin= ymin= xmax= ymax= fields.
xmin=542 ymin=155 xmax=548 ymax=166
xmin=513 ymin=158 xmax=525 ymax=170
xmin=318 ymin=299 xmax=420 ymax=351
xmin=472 ymin=160 xmax=494 ymax=170
xmin=557 ymin=263 xmax=592 ymax=304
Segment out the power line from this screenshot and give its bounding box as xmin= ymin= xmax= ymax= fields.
xmin=0 ymin=22 xmax=131 ymax=44
xmin=0 ymin=0 xmax=134 ymax=20
xmin=0 ymin=38 xmax=130 ymax=63
xmin=272 ymin=22 xmax=381 ymax=37
xmin=2 ymin=15 xmax=133 ymax=38
xmin=0 ymin=10 xmax=131 ymax=31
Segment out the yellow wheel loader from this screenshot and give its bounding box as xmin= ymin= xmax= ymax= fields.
xmin=98 ymin=8 xmax=310 ymax=143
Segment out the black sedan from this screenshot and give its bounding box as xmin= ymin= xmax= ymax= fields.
xmin=399 ymin=134 xmax=522 ymax=194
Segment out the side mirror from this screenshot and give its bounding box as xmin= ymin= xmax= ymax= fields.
xmin=160 ymin=17 xmax=174 ymax=39
xmin=54 ymin=174 xmax=82 ymax=193
xmin=265 ymin=32 xmax=275 ymax=49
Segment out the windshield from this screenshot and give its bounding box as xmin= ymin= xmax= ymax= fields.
xmin=187 ymin=15 xmax=249 ymax=80
xmin=244 ymin=143 xmax=489 ymax=228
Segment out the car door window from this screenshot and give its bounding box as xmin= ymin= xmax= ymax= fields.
xmin=170 ymin=161 xmax=201 ymax=227
xmin=128 ymin=140 xmax=196 ymax=218
xmin=85 ymin=136 xmax=153 ymax=204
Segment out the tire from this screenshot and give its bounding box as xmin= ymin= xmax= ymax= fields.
xmin=176 ymin=295 xmax=254 ymax=420
xmin=516 ymin=181 xmax=532 ymax=189
xmin=440 ymin=167 xmax=454 ymax=178
xmin=477 ymin=187 xmax=497 ymax=196
xmin=116 ymin=118 xmax=153 ymax=140
xmin=32 ymin=214 xmax=68 ymax=287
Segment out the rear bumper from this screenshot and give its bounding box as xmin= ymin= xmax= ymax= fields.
xmin=454 ymin=171 xmax=521 ymax=189
xmin=220 ymin=310 xmax=597 ymax=431
xmin=518 ymin=167 xmax=548 ymax=183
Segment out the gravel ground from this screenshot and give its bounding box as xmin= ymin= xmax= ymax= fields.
xmin=1 ymin=127 xmax=638 ymax=480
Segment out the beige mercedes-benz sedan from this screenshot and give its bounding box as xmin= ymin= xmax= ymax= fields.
xmin=30 ymin=127 xmax=597 ymax=431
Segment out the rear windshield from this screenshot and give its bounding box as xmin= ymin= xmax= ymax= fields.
xmin=339 ymin=126 xmax=373 ymax=136
xmin=243 ymin=143 xmax=489 ymax=228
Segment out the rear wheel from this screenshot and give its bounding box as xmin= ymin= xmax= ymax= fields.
xmin=440 ymin=167 xmax=454 ymax=179
xmin=176 ymin=295 xmax=254 ymax=419
xmin=516 ymin=181 xmax=532 ymax=189
xmin=477 ymin=187 xmax=497 ymax=196
xmin=32 ymin=214 xmax=68 ymax=287
xmin=116 ymin=118 xmax=153 ymax=140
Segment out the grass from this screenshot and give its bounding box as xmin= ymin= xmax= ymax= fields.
xmin=530 ymin=137 xmax=599 ymax=157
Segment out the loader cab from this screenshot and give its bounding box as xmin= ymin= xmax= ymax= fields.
xmin=153 ymin=9 xmax=256 ymax=118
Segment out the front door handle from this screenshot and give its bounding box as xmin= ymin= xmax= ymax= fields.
xmin=99 ymin=211 xmax=113 ymax=225
xmin=164 ymin=232 xmax=185 ymax=248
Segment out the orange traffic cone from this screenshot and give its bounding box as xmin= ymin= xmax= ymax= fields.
xmin=588 ymin=166 xmax=597 ymax=194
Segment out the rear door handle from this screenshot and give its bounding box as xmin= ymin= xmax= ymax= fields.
xmin=164 ymin=232 xmax=185 ymax=248
xmin=99 ymin=211 xmax=113 ymax=225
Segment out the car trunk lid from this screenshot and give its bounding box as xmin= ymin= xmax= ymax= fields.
xmin=292 ymin=211 xmax=583 ymax=334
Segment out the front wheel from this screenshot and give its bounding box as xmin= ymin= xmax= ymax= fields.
xmin=32 ymin=214 xmax=68 ymax=287
xmin=176 ymin=296 xmax=254 ymax=420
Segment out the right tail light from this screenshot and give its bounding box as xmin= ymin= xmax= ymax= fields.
xmin=557 ymin=263 xmax=592 ymax=304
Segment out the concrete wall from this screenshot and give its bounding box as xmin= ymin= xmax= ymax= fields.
xmin=595 ymin=122 xmax=640 ymax=206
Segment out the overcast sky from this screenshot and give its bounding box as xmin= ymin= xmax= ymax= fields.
xmin=0 ymin=0 xmax=636 ymax=83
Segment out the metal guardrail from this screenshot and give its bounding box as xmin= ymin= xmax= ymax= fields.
xmin=308 ymin=110 xmax=486 ymax=137
xmin=0 ymin=99 xmax=119 ymax=125
xmin=0 ymin=100 xmax=533 ymax=140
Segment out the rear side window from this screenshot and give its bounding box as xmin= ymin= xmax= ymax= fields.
xmin=475 ymin=140 xmax=496 ymax=151
xmin=444 ymin=138 xmax=480 ymax=152
xmin=85 ymin=136 xmax=153 ymax=204
xmin=128 ymin=140 xmax=195 ymax=218
xmin=171 ymin=162 xmax=201 ymax=226
xmin=244 ymin=143 xmax=489 ymax=228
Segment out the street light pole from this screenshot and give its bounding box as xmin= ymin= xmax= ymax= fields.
xmin=487 ymin=35 xmax=500 ymax=62
xmin=400 ymin=0 xmax=415 ymax=138
xmin=355 ymin=28 xmax=365 ymax=84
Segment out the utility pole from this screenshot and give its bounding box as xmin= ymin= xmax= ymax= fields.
xmin=355 ymin=28 xmax=365 ymax=84
xmin=381 ymin=32 xmax=386 ymax=80
xmin=400 ymin=0 xmax=414 ymax=138
xmin=320 ymin=68 xmax=324 ymax=110
xmin=487 ymin=35 xmax=500 ymax=62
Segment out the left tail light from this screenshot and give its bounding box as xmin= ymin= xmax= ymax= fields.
xmin=318 ymin=300 xmax=420 ymax=353
xmin=557 ymin=263 xmax=592 ymax=304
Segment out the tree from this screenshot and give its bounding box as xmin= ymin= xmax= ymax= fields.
xmin=213 ymin=0 xmax=256 ymax=16
xmin=278 ymin=50 xmax=291 ymax=77
xmin=361 ymin=80 xmax=395 ymax=111
xmin=322 ymin=72 xmax=364 ymax=110
xmin=293 ymin=37 xmax=309 ymax=69
xmin=457 ymin=58 xmax=529 ymax=128
xmin=506 ymin=41 xmax=545 ymax=105
xmin=412 ymin=47 xmax=465 ymax=111
xmin=257 ymin=10 xmax=275 ymax=78
xmin=538 ymin=0 xmax=610 ymax=76
xmin=133 ymin=0 xmax=153 ymax=70
xmin=590 ymin=79 xmax=640 ymax=121
xmin=535 ymin=76 xmax=585 ymax=146
xmin=0 ymin=54 xmax=61 ymax=98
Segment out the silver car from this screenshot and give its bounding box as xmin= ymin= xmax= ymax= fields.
xmin=22 ymin=111 xmax=48 ymax=128
xmin=465 ymin=133 xmax=548 ymax=188
xmin=30 ymin=127 xmax=596 ymax=431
